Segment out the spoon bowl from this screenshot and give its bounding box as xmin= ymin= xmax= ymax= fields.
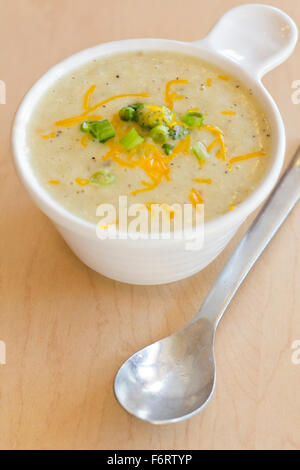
xmin=114 ymin=319 xmax=216 ymax=424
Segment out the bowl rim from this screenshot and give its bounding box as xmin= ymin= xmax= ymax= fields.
xmin=11 ymin=37 xmax=285 ymax=239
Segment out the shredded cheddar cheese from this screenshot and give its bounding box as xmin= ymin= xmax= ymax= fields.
xmin=80 ymin=134 xmax=93 ymax=148
xmin=145 ymin=202 xmax=175 ymax=220
xmin=48 ymin=179 xmax=60 ymax=185
xmin=221 ymin=110 xmax=236 ymax=116
xmin=165 ymin=79 xmax=188 ymax=110
xmin=170 ymin=135 xmax=191 ymax=158
xmin=218 ymin=75 xmax=230 ymax=81
xmin=55 ymin=114 xmax=103 ymax=128
xmin=201 ymin=124 xmax=228 ymax=160
xmin=160 ymin=203 xmax=175 ymax=219
xmin=42 ymin=131 xmax=56 ymax=139
xmin=189 ymin=188 xmax=204 ymax=208
xmin=55 ymin=87 xmax=149 ymax=128
xmin=83 ymin=84 xmax=97 ymax=110
xmin=194 ymin=178 xmax=212 ymax=184
xmin=75 ymin=177 xmax=90 ymax=186
xmin=146 ymin=105 xmax=166 ymax=114
xmin=207 ymin=139 xmax=218 ymax=153
xmin=205 ymin=78 xmax=212 ymax=87
xmin=229 ymin=151 xmax=266 ymax=164
xmin=101 ymin=114 xmax=191 ymax=195
xmin=99 ymin=222 xmax=116 ymax=229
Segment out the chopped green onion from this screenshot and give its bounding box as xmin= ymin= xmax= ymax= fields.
xmin=150 ymin=125 xmax=169 ymax=143
xmin=183 ymin=112 xmax=204 ymax=128
xmin=169 ymin=125 xmax=190 ymax=140
xmin=119 ymin=106 xmax=136 ymax=121
xmin=132 ymin=103 xmax=145 ymax=124
xmin=162 ymin=143 xmax=174 ymax=155
xmin=90 ymin=169 xmax=115 ymax=186
xmin=192 ymin=141 xmax=210 ymax=163
xmin=120 ymin=128 xmax=144 ymax=151
xmin=80 ymin=119 xmax=116 ymax=142
xmin=131 ymin=103 xmax=144 ymax=112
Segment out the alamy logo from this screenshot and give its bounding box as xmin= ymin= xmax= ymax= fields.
xmin=291 ymin=80 xmax=300 ymax=105
xmin=0 ymin=80 xmax=6 ymax=104
xmin=95 ymin=196 xmax=205 ymax=251
xmin=291 ymin=340 xmax=300 ymax=365
xmin=0 ymin=340 xmax=6 ymax=365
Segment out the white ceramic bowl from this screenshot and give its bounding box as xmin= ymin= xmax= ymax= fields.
xmin=12 ymin=4 xmax=298 ymax=285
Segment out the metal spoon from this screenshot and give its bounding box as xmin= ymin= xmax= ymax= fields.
xmin=114 ymin=146 xmax=300 ymax=424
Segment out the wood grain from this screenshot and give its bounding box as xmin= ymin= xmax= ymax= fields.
xmin=0 ymin=0 xmax=299 ymax=450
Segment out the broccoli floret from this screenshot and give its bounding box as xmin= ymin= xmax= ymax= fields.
xmin=133 ymin=104 xmax=173 ymax=130
xmin=169 ymin=125 xmax=190 ymax=140
xmin=160 ymin=106 xmax=173 ymax=124
xmin=134 ymin=106 xmax=160 ymax=130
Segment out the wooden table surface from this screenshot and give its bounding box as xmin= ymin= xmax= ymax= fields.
xmin=0 ymin=0 xmax=299 ymax=450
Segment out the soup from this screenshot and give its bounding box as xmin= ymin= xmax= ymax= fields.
xmin=27 ymin=50 xmax=271 ymax=225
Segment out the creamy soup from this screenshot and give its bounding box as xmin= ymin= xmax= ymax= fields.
xmin=27 ymin=50 xmax=271 ymax=225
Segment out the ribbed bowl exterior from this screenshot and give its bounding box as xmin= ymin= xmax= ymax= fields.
xmin=56 ymin=222 xmax=241 ymax=285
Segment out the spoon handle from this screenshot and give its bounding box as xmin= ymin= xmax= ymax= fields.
xmin=194 ymin=146 xmax=300 ymax=326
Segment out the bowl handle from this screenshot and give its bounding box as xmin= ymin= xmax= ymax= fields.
xmin=194 ymin=4 xmax=298 ymax=79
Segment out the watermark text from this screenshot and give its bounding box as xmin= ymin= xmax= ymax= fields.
xmin=291 ymin=340 xmax=300 ymax=365
xmin=0 ymin=80 xmax=6 ymax=104
xmin=291 ymin=80 xmax=300 ymax=104
xmin=95 ymin=196 xmax=204 ymax=250
xmin=0 ymin=340 xmax=6 ymax=365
